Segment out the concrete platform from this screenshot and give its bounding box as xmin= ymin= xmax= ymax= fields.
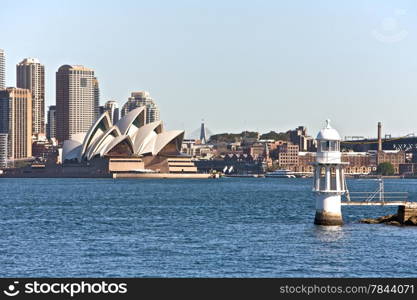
xmin=112 ymin=173 xmax=213 ymax=179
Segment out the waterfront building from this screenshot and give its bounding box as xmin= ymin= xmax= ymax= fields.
xmin=181 ymin=139 xmax=214 ymax=159
xmin=121 ymin=91 xmax=160 ymax=124
xmin=376 ymin=150 xmax=405 ymax=174
xmin=296 ymin=151 xmax=374 ymax=175
xmin=193 ymin=153 xmax=263 ymax=174
xmin=295 ymin=152 xmax=316 ymax=173
xmin=277 ymin=143 xmax=299 ymax=167
xmin=296 ymin=150 xmax=398 ymax=175
xmin=103 ymin=100 xmax=119 ymax=124
xmin=250 ymin=143 xmax=266 ymax=160
xmin=0 ymin=133 xmax=7 ymax=168
xmin=56 ymin=65 xmax=96 ymax=143
xmin=0 ymin=49 xmax=4 ymax=90
xmin=0 ymin=88 xmax=32 ymax=159
xmin=342 ymin=152 xmax=373 ymax=175
xmin=16 ymin=58 xmax=45 ymax=136
xmin=46 ymin=105 xmax=56 ymax=140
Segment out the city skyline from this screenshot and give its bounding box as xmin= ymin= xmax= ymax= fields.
xmin=2 ymin=0 xmax=417 ymax=138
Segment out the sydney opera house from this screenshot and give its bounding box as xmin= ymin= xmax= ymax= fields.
xmin=61 ymin=106 xmax=198 ymax=176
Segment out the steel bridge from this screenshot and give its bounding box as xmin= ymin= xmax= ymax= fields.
xmin=341 ymin=135 xmax=417 ymax=153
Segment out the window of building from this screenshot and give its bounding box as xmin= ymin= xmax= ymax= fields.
xmin=320 ymin=141 xmax=328 ymax=152
xmin=320 ymin=140 xmax=339 ymax=152
xmin=80 ymin=78 xmax=87 ymax=87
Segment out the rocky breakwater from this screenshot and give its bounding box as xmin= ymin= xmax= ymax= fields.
xmin=360 ymin=204 xmax=417 ymax=226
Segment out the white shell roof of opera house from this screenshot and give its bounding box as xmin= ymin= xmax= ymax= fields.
xmin=62 ymin=107 xmax=185 ymax=162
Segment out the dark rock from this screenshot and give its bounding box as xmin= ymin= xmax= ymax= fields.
xmin=377 ymin=214 xmax=398 ymax=223
xmin=405 ymin=216 xmax=417 ymax=226
xmin=386 ymin=221 xmax=402 ymax=226
xmin=360 ymin=214 xmax=398 ymax=224
xmin=360 ymin=218 xmax=380 ymax=224
xmin=360 ymin=213 xmax=417 ymax=226
xmin=360 ymin=214 xmax=404 ymax=225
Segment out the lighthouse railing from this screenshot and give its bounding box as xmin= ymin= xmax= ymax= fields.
xmin=343 ymin=178 xmax=408 ymax=204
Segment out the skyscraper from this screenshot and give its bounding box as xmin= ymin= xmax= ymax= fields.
xmin=93 ymin=77 xmax=100 ymax=120
xmin=0 ymin=88 xmax=32 ymax=159
xmin=0 ymin=49 xmax=5 ymax=90
xmin=46 ymin=105 xmax=56 ymax=140
xmin=56 ymin=65 xmax=95 ymax=143
xmin=16 ymin=58 xmax=45 ymax=136
xmin=121 ymin=91 xmax=160 ymax=124
xmin=103 ymin=100 xmax=119 ymax=124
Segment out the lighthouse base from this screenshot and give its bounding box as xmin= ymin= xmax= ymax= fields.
xmin=314 ymin=211 xmax=343 ymax=226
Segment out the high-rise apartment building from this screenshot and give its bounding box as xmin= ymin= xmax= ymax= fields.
xmin=16 ymin=58 xmax=45 ymax=136
xmin=0 ymin=88 xmax=32 ymax=159
xmin=121 ymin=91 xmax=160 ymax=124
xmin=103 ymin=100 xmax=119 ymax=124
xmin=0 ymin=49 xmax=5 ymax=90
xmin=46 ymin=105 xmax=56 ymax=140
xmin=56 ymin=65 xmax=95 ymax=143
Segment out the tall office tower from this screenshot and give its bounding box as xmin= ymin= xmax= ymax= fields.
xmin=46 ymin=105 xmax=56 ymax=140
xmin=16 ymin=58 xmax=45 ymax=136
xmin=0 ymin=49 xmax=5 ymax=90
xmin=121 ymin=91 xmax=160 ymax=124
xmin=56 ymin=65 xmax=95 ymax=143
xmin=103 ymin=100 xmax=119 ymax=124
xmin=93 ymin=77 xmax=100 ymax=119
xmin=0 ymin=133 xmax=7 ymax=168
xmin=0 ymin=88 xmax=32 ymax=159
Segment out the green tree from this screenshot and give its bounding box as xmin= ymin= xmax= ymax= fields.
xmin=208 ymin=131 xmax=259 ymax=144
xmin=260 ymin=131 xmax=290 ymax=141
xmin=376 ymin=162 xmax=395 ymax=176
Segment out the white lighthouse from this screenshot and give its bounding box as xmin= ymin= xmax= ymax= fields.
xmin=313 ymin=120 xmax=347 ymax=226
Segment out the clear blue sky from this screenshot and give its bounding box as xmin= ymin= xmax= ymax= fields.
xmin=2 ymin=0 xmax=416 ymax=138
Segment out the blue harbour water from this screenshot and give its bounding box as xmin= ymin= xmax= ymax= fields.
xmin=1 ymin=177 xmax=417 ymax=277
